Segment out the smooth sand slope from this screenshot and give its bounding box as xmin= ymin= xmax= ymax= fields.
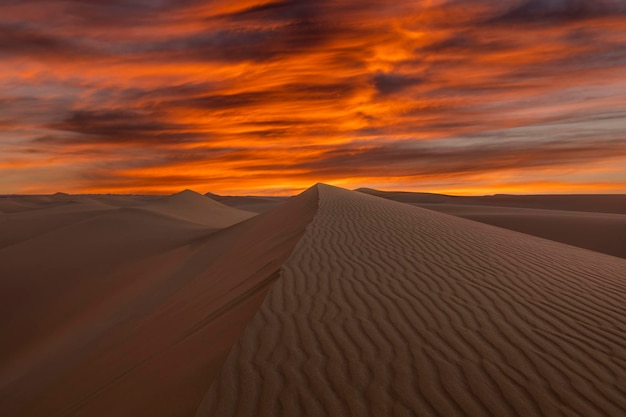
xmin=0 ymin=190 xmax=254 ymax=250
xmin=0 ymin=198 xmax=113 ymax=249
xmin=412 ymin=203 xmax=626 ymax=259
xmin=357 ymin=188 xmax=626 ymax=214
xmin=205 ymin=192 xmax=289 ymax=214
xmin=141 ymin=190 xmax=255 ymax=227
xmin=199 ymin=184 xmax=626 ymax=417
xmin=357 ymin=189 xmax=626 ymax=259
xmin=0 ymin=189 xmax=316 ymax=417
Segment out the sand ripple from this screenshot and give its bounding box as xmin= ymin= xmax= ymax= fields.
xmin=199 ymin=184 xmax=626 ymax=417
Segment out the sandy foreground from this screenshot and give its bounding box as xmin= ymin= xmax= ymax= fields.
xmin=1 ymin=184 xmax=625 ymax=416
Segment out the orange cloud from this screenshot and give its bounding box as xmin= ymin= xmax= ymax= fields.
xmin=1 ymin=0 xmax=625 ymax=195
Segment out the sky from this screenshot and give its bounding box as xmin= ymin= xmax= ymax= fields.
xmin=1 ymin=0 xmax=626 ymax=195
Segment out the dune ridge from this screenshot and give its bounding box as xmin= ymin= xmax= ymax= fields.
xmin=205 ymin=192 xmax=289 ymax=214
xmin=357 ymin=188 xmax=626 ymax=215
xmin=0 ymin=188 xmax=318 ymax=417
xmin=412 ymin=203 xmax=626 ymax=259
xmin=0 ymin=190 xmax=254 ymax=252
xmin=138 ymin=189 xmax=255 ymax=227
xmin=356 ymin=189 xmax=626 ymax=259
xmin=198 ymin=184 xmax=626 ymax=417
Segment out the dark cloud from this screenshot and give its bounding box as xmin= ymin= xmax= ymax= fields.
xmin=268 ymin=137 xmax=626 ymax=178
xmin=0 ymin=24 xmax=93 ymax=58
xmin=44 ymin=110 xmax=199 ymax=144
xmin=121 ymin=83 xmax=216 ymax=102
xmin=172 ymin=92 xmax=267 ymax=110
xmin=218 ymin=0 xmax=321 ymax=22
xmin=152 ymin=19 xmax=350 ymax=63
xmin=174 ymin=81 xmax=360 ymax=110
xmin=4 ymin=0 xmax=201 ymax=25
xmin=491 ymin=0 xmax=626 ymax=23
xmin=419 ymin=33 xmax=509 ymax=54
xmin=79 ymin=172 xmax=216 ymax=189
xmin=373 ymin=73 xmax=424 ymax=95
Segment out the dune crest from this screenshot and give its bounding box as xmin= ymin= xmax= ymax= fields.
xmin=0 ymin=187 xmax=318 ymax=417
xmin=357 ymin=188 xmax=626 ymax=215
xmin=205 ymin=192 xmax=289 ymax=214
xmin=198 ymin=184 xmax=626 ymax=417
xmin=2 ymin=185 xmax=625 ymax=417
xmin=357 ymin=188 xmax=626 ymax=258
xmin=138 ymin=189 xmax=256 ymax=227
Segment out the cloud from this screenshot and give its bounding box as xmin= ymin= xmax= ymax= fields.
xmin=244 ymin=136 xmax=626 ymax=179
xmin=0 ymin=24 xmax=94 ymax=59
xmin=216 ymin=0 xmax=323 ymax=23
xmin=372 ymin=72 xmax=424 ymax=96
xmin=145 ymin=23 xmax=335 ymax=63
xmin=490 ymin=0 xmax=626 ymax=23
xmin=1 ymin=0 xmax=625 ymax=194
xmin=43 ymin=110 xmax=199 ymax=145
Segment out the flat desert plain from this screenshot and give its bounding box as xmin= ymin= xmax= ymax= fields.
xmin=1 ymin=185 xmax=625 ymax=417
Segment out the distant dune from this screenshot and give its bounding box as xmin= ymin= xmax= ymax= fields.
xmin=205 ymin=192 xmax=289 ymax=213
xmin=139 ymin=189 xmax=255 ymax=227
xmin=1 ymin=185 xmax=625 ymax=417
xmin=0 ymin=188 xmax=316 ymax=417
xmin=356 ymin=188 xmax=626 ymax=214
xmin=357 ymin=188 xmax=626 ymax=258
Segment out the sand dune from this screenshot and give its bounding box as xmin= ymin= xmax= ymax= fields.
xmin=356 ymin=188 xmax=453 ymax=203
xmin=0 ymin=200 xmax=112 ymax=249
xmin=414 ymin=203 xmax=626 ymax=259
xmin=2 ymin=185 xmax=625 ymax=417
xmin=357 ymin=187 xmax=626 ymax=215
xmin=357 ymin=189 xmax=626 ymax=258
xmin=0 ymin=190 xmax=254 ymax=251
xmin=0 ymin=193 xmax=80 ymax=213
xmin=205 ymin=192 xmax=288 ymax=214
xmin=81 ymin=194 xmax=160 ymax=208
xmin=199 ymin=184 xmax=626 ymax=417
xmin=0 ymin=208 xmax=210 ymax=370
xmin=138 ymin=189 xmax=256 ymax=227
xmin=0 ymin=188 xmax=317 ymax=417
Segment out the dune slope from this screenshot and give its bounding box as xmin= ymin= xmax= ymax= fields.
xmin=0 ymin=188 xmax=317 ymax=417
xmin=413 ymin=203 xmax=626 ymax=259
xmin=357 ymin=188 xmax=626 ymax=215
xmin=206 ymin=193 xmax=289 ymax=214
xmin=0 ymin=200 xmax=112 ymax=249
xmin=139 ymin=190 xmax=255 ymax=227
xmin=356 ymin=189 xmax=626 ymax=258
xmin=199 ymin=184 xmax=626 ymax=417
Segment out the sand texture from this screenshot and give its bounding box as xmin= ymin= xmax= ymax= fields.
xmin=140 ymin=190 xmax=255 ymax=227
xmin=2 ymin=185 xmax=625 ymax=417
xmin=412 ymin=203 xmax=626 ymax=259
xmin=356 ymin=189 xmax=626 ymax=259
xmin=357 ymin=188 xmax=626 ymax=215
xmin=205 ymin=193 xmax=289 ymax=214
xmin=0 ymin=188 xmax=316 ymax=417
xmin=198 ymin=184 xmax=626 ymax=417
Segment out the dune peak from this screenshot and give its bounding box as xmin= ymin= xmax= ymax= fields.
xmin=171 ymin=189 xmax=202 ymax=197
xmin=199 ymin=185 xmax=626 ymax=417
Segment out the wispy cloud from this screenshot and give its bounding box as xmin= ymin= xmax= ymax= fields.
xmin=1 ymin=0 xmax=625 ymax=194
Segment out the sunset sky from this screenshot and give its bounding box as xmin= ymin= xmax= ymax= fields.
xmin=1 ymin=0 xmax=626 ymax=195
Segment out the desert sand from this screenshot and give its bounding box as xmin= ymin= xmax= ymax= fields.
xmin=205 ymin=192 xmax=289 ymax=214
xmin=1 ymin=185 xmax=625 ymax=417
xmin=356 ymin=188 xmax=626 ymax=214
xmin=357 ymin=188 xmax=626 ymax=259
xmin=0 ymin=189 xmax=314 ymax=416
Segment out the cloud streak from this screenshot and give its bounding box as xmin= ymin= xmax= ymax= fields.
xmin=1 ymin=0 xmax=625 ymax=194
